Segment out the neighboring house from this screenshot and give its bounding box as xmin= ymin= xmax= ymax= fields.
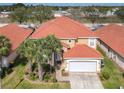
xmin=0 ymin=23 xmax=32 ymax=67
xmin=95 ymin=24 xmax=124 ymax=70
xmin=52 ymin=10 xmax=71 ymax=17
xmin=0 ymin=11 xmax=11 ymax=18
xmin=31 ymin=16 xmax=103 ymax=73
xmin=0 ymin=13 xmax=9 ymax=18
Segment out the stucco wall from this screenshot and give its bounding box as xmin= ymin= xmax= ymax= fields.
xmin=62 ymin=47 xmax=68 ymax=52
xmin=64 ymin=59 xmax=101 ymax=73
xmin=77 ymin=38 xmax=88 ymax=45
xmin=115 ymin=54 xmax=124 ymax=69
xmin=77 ymin=38 xmax=97 ymax=49
xmin=97 ymin=39 xmax=124 ymax=69
xmin=61 ymin=39 xmax=76 ymax=48
xmin=61 ymin=38 xmax=97 ymax=49
xmin=97 ymin=40 xmax=109 ymax=55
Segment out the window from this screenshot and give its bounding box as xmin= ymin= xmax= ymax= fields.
xmin=89 ymin=39 xmax=95 ymax=46
xmin=100 ymin=41 xmax=101 ymax=45
xmin=75 ymin=39 xmax=78 ymax=43
xmin=69 ymin=39 xmax=71 ymax=43
xmin=108 ymin=48 xmax=110 ymax=52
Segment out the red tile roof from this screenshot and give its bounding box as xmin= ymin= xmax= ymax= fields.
xmin=64 ymin=44 xmax=102 ymax=59
xmin=95 ymin=24 xmax=124 ymax=58
xmin=0 ymin=23 xmax=32 ymax=51
xmin=31 ymin=16 xmax=94 ymax=39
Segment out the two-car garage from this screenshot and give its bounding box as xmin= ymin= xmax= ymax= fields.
xmin=63 ymin=44 xmax=103 ymax=73
xmin=69 ymin=61 xmax=97 ymax=72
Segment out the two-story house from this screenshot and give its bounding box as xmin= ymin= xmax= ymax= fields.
xmin=31 ymin=16 xmax=103 ymax=73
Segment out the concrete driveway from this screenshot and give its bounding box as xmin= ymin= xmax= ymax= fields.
xmin=69 ymin=73 xmax=103 ymax=89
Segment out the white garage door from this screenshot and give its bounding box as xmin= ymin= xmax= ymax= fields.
xmin=69 ymin=61 xmax=97 ymax=72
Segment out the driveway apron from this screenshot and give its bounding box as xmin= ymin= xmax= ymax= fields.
xmin=69 ymin=73 xmax=103 ymax=89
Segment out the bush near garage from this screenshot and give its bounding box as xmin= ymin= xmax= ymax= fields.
xmin=100 ymin=70 xmax=110 ymax=80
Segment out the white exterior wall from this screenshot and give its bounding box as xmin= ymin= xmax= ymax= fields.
xmin=97 ymin=39 xmax=124 ymax=69
xmin=62 ymin=47 xmax=68 ymax=52
xmin=64 ymin=58 xmax=101 ymax=73
xmin=2 ymin=56 xmax=8 ymax=67
xmin=2 ymin=51 xmax=18 ymax=67
xmin=116 ymin=54 xmax=124 ymax=69
xmin=97 ymin=40 xmax=109 ymax=55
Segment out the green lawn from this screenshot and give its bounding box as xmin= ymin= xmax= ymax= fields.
xmin=97 ymin=46 xmax=124 ymax=89
xmin=101 ymin=57 xmax=124 ymax=89
xmin=2 ymin=57 xmax=70 ymax=89
xmin=16 ymin=80 xmax=70 ymax=89
xmin=2 ymin=57 xmax=26 ymax=89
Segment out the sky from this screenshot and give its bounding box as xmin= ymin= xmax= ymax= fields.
xmin=0 ymin=3 xmax=124 ymax=6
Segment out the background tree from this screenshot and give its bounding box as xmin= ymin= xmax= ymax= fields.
xmin=0 ymin=35 xmax=11 ymax=89
xmin=34 ymin=6 xmax=53 ymax=23
xmin=82 ymin=6 xmax=101 ymax=24
xmin=12 ymin=3 xmax=26 ymax=9
xmin=10 ymin=7 xmax=27 ymax=24
xmin=115 ymin=7 xmax=124 ymax=22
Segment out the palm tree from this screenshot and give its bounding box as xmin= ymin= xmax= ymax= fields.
xmin=33 ymin=35 xmax=62 ymax=81
xmin=45 ymin=35 xmax=62 ymax=67
xmin=17 ymin=39 xmax=35 ymax=73
xmin=33 ymin=39 xmax=48 ymax=81
xmin=0 ymin=35 xmax=11 ymax=89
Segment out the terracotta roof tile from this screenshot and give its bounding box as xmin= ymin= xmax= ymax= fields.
xmin=0 ymin=23 xmax=32 ymax=51
xmin=31 ymin=16 xmax=94 ymax=39
xmin=95 ymin=24 xmax=124 ymax=58
xmin=64 ymin=44 xmax=102 ymax=59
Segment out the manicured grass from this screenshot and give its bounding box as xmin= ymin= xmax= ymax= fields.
xmin=16 ymin=80 xmax=70 ymax=89
xmin=101 ymin=57 xmax=124 ymax=89
xmin=2 ymin=58 xmax=26 ymax=89
xmin=97 ymin=46 xmax=124 ymax=89
xmin=2 ymin=57 xmax=70 ymax=89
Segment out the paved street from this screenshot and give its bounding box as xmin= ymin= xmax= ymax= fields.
xmin=69 ymin=73 xmax=103 ymax=89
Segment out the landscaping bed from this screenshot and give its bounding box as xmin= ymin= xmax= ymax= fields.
xmin=2 ymin=57 xmax=70 ymax=89
xmin=97 ymin=46 xmax=124 ymax=89
xmin=100 ymin=57 xmax=124 ymax=89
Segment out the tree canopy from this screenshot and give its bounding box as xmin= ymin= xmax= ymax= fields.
xmin=0 ymin=35 xmax=11 ymax=56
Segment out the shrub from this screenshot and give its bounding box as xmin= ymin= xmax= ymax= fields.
xmin=50 ymin=76 xmax=57 ymax=83
xmin=6 ymin=68 xmax=13 ymax=74
xmin=24 ymin=70 xmax=29 ymax=75
xmin=43 ymin=64 xmax=55 ymax=73
xmin=122 ymin=72 xmax=124 ymax=78
xmin=43 ymin=72 xmax=57 ymax=82
xmin=100 ymin=70 xmax=110 ymax=80
xmin=97 ymin=45 xmax=106 ymax=57
xmin=99 ymin=74 xmax=104 ymax=80
xmin=61 ymin=69 xmax=69 ymax=76
xmin=43 ymin=73 xmax=51 ymax=82
xmin=29 ymin=72 xmax=38 ymax=80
